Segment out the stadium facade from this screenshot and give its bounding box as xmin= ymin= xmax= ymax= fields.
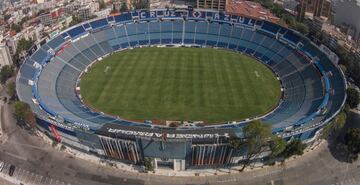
xmin=16 ymin=9 xmax=347 ymax=171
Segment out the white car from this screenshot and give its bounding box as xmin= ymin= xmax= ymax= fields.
xmin=0 ymin=161 xmax=4 ymax=172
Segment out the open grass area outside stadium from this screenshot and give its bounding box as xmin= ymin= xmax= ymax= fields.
xmin=80 ymin=47 xmax=281 ymax=124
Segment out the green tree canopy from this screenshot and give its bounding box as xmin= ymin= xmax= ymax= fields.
xmin=69 ymin=15 xmax=83 ymax=27
xmin=321 ymin=111 xmax=347 ymax=139
xmin=281 ymin=139 xmax=306 ymax=159
xmin=344 ymin=128 xmax=360 ymax=161
xmin=347 ymin=59 xmax=360 ymax=87
xmin=294 ymin=22 xmax=309 ymax=35
xmin=7 ymin=81 xmax=16 ymax=100
xmin=143 ymin=157 xmax=154 ymax=172
xmin=230 ymin=120 xmax=274 ymax=171
xmin=10 ymin=23 xmax=22 ymax=33
xmin=346 ymin=88 xmax=359 ymax=109
xmin=13 ymin=101 xmax=37 ymax=128
xmin=0 ymin=65 xmax=15 ymax=84
xmin=133 ymin=0 xmax=149 ymax=10
xmin=253 ymin=0 xmax=309 ymax=34
xmin=269 ymin=136 xmax=286 ymax=158
xmin=16 ymin=38 xmax=33 ymax=55
xmin=120 ymin=2 xmax=128 ymax=12
xmin=334 ymin=46 xmax=360 ymax=86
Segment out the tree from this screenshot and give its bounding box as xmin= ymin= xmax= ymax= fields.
xmin=294 ymin=22 xmax=309 ymax=35
xmin=10 ymin=23 xmax=22 ymax=33
xmin=332 ymin=111 xmax=347 ymax=131
xmin=231 ymin=120 xmax=273 ymax=171
xmin=0 ymin=65 xmax=15 ymax=84
xmin=12 ymin=54 xmax=21 ymax=68
xmin=13 ymin=38 xmax=33 ymax=67
xmin=143 ymin=157 xmax=154 ymax=172
xmin=69 ymin=15 xmax=83 ymax=27
xmin=16 ymin=38 xmax=33 ymax=55
xmin=346 ymin=88 xmax=359 ymax=109
xmin=120 ymin=2 xmax=128 ymax=12
xmin=7 ymin=82 xmax=16 ymax=100
xmin=133 ymin=0 xmax=149 ymax=10
xmin=335 ymin=46 xmax=351 ymax=66
xmin=281 ymin=14 xmax=296 ymax=26
xmin=19 ymin=17 xmax=30 ymax=27
xmin=344 ymin=128 xmax=360 ymax=161
xmin=345 ymin=56 xmax=360 ymax=86
xmin=281 ymin=139 xmax=306 ymax=159
xmin=321 ymin=111 xmax=347 ymax=139
xmin=339 ymin=64 xmax=347 ymax=75
xmin=269 ymin=136 xmax=286 ymax=158
xmin=13 ymin=101 xmax=37 ymax=128
xmin=334 ymin=46 xmax=360 ymax=86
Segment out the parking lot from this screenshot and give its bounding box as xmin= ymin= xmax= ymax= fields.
xmin=1 ymin=162 xmax=70 ymax=185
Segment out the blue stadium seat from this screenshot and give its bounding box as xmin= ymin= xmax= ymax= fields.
xmin=67 ymin=25 xmax=86 ymax=39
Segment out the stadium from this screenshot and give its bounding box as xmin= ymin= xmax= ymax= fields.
xmin=16 ymin=9 xmax=346 ymax=171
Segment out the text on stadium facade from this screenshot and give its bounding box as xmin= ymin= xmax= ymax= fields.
xmin=107 ymin=128 xmax=230 ymax=139
xmin=130 ymin=10 xmax=256 ymax=27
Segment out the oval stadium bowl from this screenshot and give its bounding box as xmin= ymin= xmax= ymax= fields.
xmin=16 ymin=9 xmax=346 ymax=169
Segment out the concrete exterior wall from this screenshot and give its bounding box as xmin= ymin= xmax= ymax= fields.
xmin=0 ymin=45 xmax=13 ymax=68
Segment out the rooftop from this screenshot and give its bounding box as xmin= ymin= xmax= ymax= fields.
xmin=225 ymin=0 xmax=280 ymax=23
xmin=322 ymin=23 xmax=360 ymax=51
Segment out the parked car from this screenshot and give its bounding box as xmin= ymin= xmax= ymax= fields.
xmin=8 ymin=165 xmax=15 ymax=176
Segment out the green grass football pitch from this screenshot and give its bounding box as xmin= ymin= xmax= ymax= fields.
xmin=80 ymin=47 xmax=281 ymax=124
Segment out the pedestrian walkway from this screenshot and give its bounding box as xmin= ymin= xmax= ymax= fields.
xmin=0 ymin=103 xmax=8 ymax=145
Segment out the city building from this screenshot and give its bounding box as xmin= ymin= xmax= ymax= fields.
xmin=297 ymin=0 xmax=331 ymax=22
xmin=35 ymin=0 xmax=45 ymax=4
xmin=0 ymin=44 xmax=13 ymax=68
xmin=226 ymin=0 xmax=280 ymax=23
xmin=149 ymin=0 xmax=195 ymax=9
xmin=5 ymin=37 xmax=17 ymax=55
xmin=77 ymin=6 xmax=92 ymax=20
xmin=196 ymin=0 xmax=227 ymax=11
xmin=274 ymin=0 xmax=298 ymax=13
xmin=50 ymin=8 xmax=64 ymax=20
xmin=89 ymin=1 xmax=100 ymax=13
xmin=305 ymin=16 xmax=326 ymax=33
xmin=112 ymin=1 xmax=122 ymax=12
xmin=333 ymin=0 xmax=360 ymax=44
xmin=64 ymin=3 xmax=81 ymax=15
xmin=94 ymin=8 xmax=111 ymax=17
xmin=38 ymin=13 xmax=52 ymax=25
xmin=321 ymin=23 xmax=359 ymax=53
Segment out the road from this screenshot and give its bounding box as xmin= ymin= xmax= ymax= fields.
xmin=0 ymin=88 xmax=360 ymax=185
